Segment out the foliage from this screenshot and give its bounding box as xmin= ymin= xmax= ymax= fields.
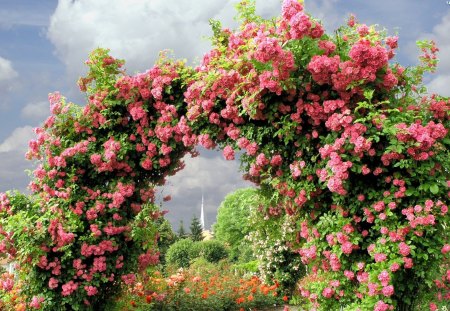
xmin=247 ymin=190 xmax=305 ymax=293
xmin=165 ymin=239 xmax=196 ymax=268
xmin=213 ymin=187 xmax=259 ymax=261
xmin=0 ymin=48 xmax=192 ymax=310
xmin=156 ymin=217 xmax=178 ymax=265
xmin=165 ymin=238 xmax=228 ymax=269
xmin=177 ymin=220 xmax=187 ymax=239
xmin=182 ymin=1 xmax=450 ymax=309
xmin=0 ymin=0 xmax=449 ymax=310
xmin=111 ymin=258 xmax=285 ymax=311
xmin=197 ymin=240 xmax=229 ymax=263
xmin=189 ymin=216 xmax=203 ymax=241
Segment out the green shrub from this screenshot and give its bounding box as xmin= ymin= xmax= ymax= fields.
xmin=165 ymin=239 xmax=195 ymax=268
xmin=233 ymin=260 xmax=259 ymax=275
xmin=198 ymin=240 xmax=228 ymax=263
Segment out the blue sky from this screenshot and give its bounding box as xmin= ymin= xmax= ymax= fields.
xmin=0 ymin=0 xmax=449 ymax=230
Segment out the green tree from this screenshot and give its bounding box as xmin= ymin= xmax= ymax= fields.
xmin=178 ymin=220 xmax=187 ymax=238
xmin=156 ymin=218 xmax=177 ymax=264
xmin=189 ymin=215 xmax=204 ymax=241
xmin=212 ymin=188 xmax=261 ymax=261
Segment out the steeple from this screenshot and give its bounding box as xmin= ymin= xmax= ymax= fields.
xmin=200 ymin=194 xmax=205 ymax=230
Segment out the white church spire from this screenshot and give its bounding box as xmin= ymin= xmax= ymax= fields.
xmin=200 ymin=194 xmax=205 ymax=230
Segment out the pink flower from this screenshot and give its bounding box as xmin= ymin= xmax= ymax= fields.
xmin=84 ymin=286 xmax=98 ymax=296
xmin=374 ymin=253 xmax=387 ymax=262
xmin=341 ymin=241 xmax=353 ymax=255
xmin=377 ymin=270 xmax=390 ymax=286
xmin=138 ymin=251 xmax=160 ymax=269
xmin=322 ymin=287 xmax=334 ymax=298
xmin=442 ymin=244 xmax=450 ymax=254
xmin=270 ymin=155 xmax=283 ymax=166
xmin=223 ymin=145 xmax=235 ymax=160
xmin=48 ymin=277 xmax=59 ymax=289
xmin=121 ymin=273 xmax=136 ymax=285
xmin=29 ymin=296 xmax=45 ymax=309
xmin=374 ymin=300 xmax=391 ymax=311
xmin=61 ymin=281 xmax=78 ymax=296
xmin=398 ymin=242 xmax=410 ymax=256
xmin=403 ymin=257 xmax=413 ymax=269
xmin=368 ymin=282 xmax=378 ymax=296
xmin=382 ymin=285 xmax=394 ymax=297
xmin=390 ymin=262 xmax=400 ymax=272
xmin=356 ymin=271 xmax=369 ymax=283
xmin=256 ymin=153 xmax=269 ymax=166
xmin=380 ymin=227 xmax=389 ymax=234
xmin=344 ymin=270 xmax=354 ymax=280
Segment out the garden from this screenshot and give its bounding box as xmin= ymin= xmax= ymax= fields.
xmin=0 ymin=0 xmax=449 ymax=310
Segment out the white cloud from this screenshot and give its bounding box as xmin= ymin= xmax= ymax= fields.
xmin=0 ymin=56 xmax=18 ymax=96
xmin=0 ymin=149 xmax=32 ymax=192
xmin=21 ymin=101 xmax=50 ymax=122
xmin=47 ymin=0 xmax=284 ymax=83
xmin=425 ymin=12 xmax=450 ymax=96
xmin=427 ymin=74 xmax=450 ymax=96
xmin=0 ymin=126 xmax=35 ymax=192
xmin=0 ymin=126 xmax=34 ymax=153
xmin=47 ymin=0 xmax=228 ymax=79
xmin=159 ymin=149 xmax=253 ymax=229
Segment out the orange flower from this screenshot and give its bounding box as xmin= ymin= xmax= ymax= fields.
xmin=14 ymin=303 xmax=26 ymax=311
xmin=183 ymin=287 xmax=191 ymax=294
xmin=236 ymin=297 xmax=245 ymax=304
xmin=283 ymin=295 xmax=289 ymax=302
xmin=247 ymin=294 xmax=254 ymax=302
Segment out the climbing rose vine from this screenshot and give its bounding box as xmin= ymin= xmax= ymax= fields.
xmin=1 ymin=0 xmax=449 ymax=310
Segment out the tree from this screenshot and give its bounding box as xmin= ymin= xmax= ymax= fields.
xmin=156 ymin=218 xmax=177 ymax=264
xmin=177 ymin=220 xmax=187 ymax=238
xmin=189 ymin=216 xmax=204 ymax=241
xmin=213 ymin=188 xmax=260 ymax=261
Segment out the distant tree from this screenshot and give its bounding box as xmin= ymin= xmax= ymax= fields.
xmin=212 ymin=187 xmax=261 ymax=261
xmin=156 ymin=218 xmax=177 ymax=264
xmin=189 ymin=216 xmax=204 ymax=241
xmin=178 ymin=220 xmax=187 ymax=238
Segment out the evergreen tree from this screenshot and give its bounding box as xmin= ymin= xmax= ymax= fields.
xmin=178 ymin=220 xmax=187 ymax=238
xmin=189 ymin=216 xmax=204 ymax=241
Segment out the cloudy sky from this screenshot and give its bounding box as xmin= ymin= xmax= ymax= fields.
xmin=0 ymin=0 xmax=449 ymax=231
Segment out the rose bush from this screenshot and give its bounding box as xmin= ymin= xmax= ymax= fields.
xmin=0 ymin=51 xmax=195 ymax=310
xmin=0 ymin=0 xmax=449 ymax=310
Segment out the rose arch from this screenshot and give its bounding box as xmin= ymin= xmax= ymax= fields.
xmin=1 ymin=1 xmax=449 ymax=310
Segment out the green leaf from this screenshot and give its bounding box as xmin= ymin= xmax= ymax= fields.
xmin=364 ymin=89 xmax=374 ymax=101
xmin=430 ymin=184 xmax=439 ymax=194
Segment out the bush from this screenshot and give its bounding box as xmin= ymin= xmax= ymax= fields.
xmin=165 ymin=239 xmax=196 ymax=268
xmin=198 ymin=240 xmax=228 ymax=263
